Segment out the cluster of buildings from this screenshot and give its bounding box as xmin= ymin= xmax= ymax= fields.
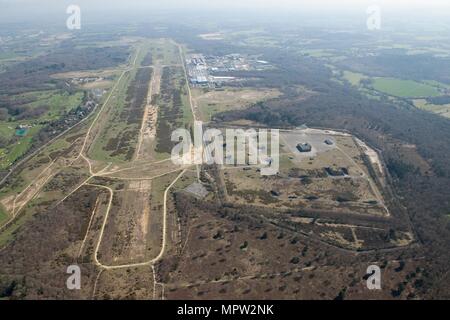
xmin=209 ymin=53 xmax=271 ymax=72
xmin=187 ymin=54 xmax=211 ymax=86
xmin=70 ymin=76 xmax=104 ymax=86
xmin=186 ymin=53 xmax=273 ymax=87
xmin=91 ymin=88 xmax=106 ymax=99
xmin=296 ymin=139 xmax=334 ymax=153
xmin=15 ymin=124 xmax=31 ymax=137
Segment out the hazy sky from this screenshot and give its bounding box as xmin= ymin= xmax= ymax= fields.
xmin=3 ymin=0 xmax=449 ymax=8
xmin=2 ymin=0 xmax=450 ymax=10
xmin=1 ymin=0 xmax=450 ymax=24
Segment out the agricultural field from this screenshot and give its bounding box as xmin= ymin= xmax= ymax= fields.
xmin=413 ymin=99 xmax=450 ymax=119
xmin=0 ymin=204 xmax=7 ymax=225
xmin=371 ymin=78 xmax=441 ymax=98
xmin=303 ymin=49 xmax=337 ymax=58
xmin=338 ymin=68 xmax=450 ymax=119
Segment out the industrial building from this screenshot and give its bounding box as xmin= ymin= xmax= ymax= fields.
xmin=297 ymin=143 xmax=312 ymax=153
xmin=186 ymin=53 xmax=273 ymax=87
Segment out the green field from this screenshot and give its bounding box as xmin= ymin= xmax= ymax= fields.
xmin=0 ymin=204 xmax=7 ymax=226
xmin=0 ymin=125 xmax=43 ymax=169
xmin=0 ymin=91 xmax=83 ymax=169
xmin=303 ymin=49 xmax=336 ymax=58
xmin=342 ymin=71 xmax=368 ymax=86
xmin=7 ymin=90 xmax=84 ymax=120
xmin=372 ymin=78 xmax=441 ymax=98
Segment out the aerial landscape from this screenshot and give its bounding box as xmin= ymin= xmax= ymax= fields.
xmin=1 ymin=0 xmax=450 ymax=302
